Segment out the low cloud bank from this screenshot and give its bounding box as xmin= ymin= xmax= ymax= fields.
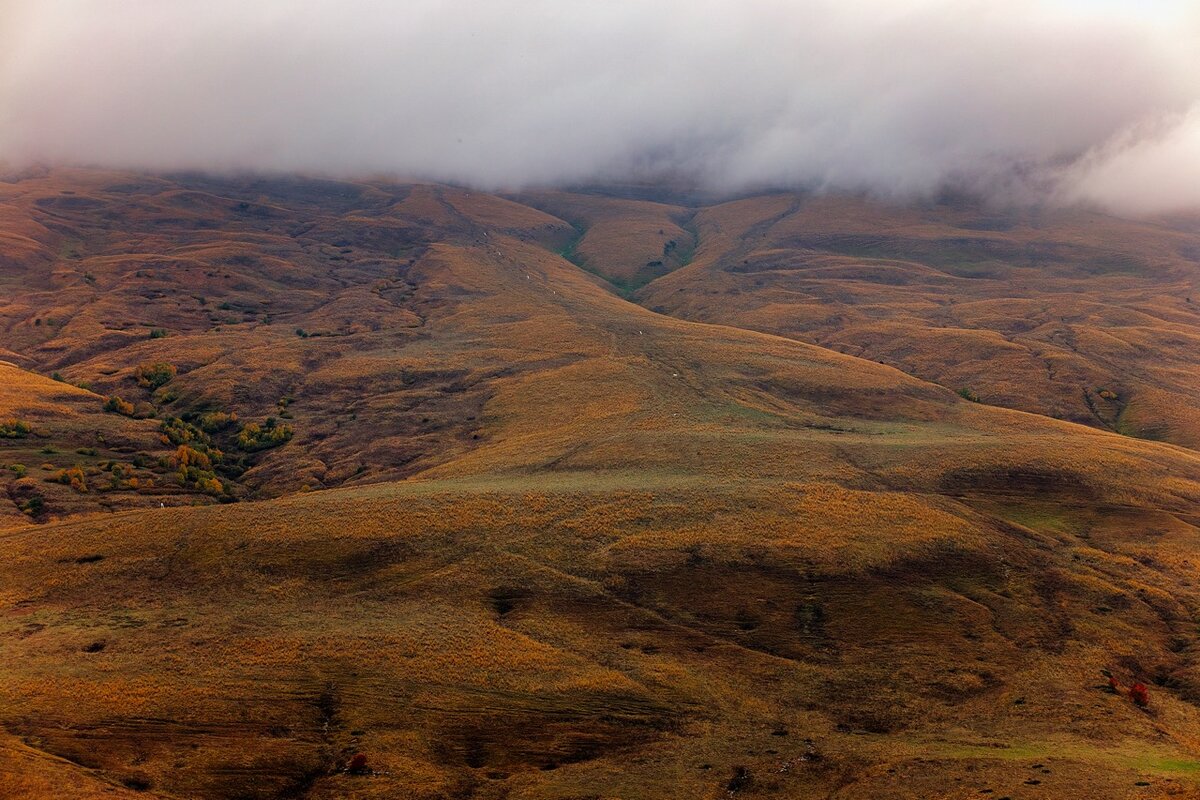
xmin=1 ymin=0 xmax=1198 ymax=213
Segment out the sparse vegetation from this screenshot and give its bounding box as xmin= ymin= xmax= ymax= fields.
xmin=153 ymin=386 xmax=179 ymax=405
xmin=956 ymin=387 xmax=981 ymax=403
xmin=6 ymin=172 xmax=1200 ymax=799
xmin=106 ymin=461 xmax=146 ymax=490
xmin=149 ymin=327 xmax=168 ymax=339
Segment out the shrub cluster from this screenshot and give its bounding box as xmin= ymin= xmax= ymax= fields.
xmin=0 ymin=419 xmax=32 ymax=438
xmin=195 ymin=410 xmax=238 ymax=432
xmin=104 ymin=396 xmax=135 ymax=416
xmin=237 ymin=417 xmax=293 ymax=451
xmin=52 ymin=465 xmax=88 ymax=493
xmin=135 ymin=361 xmax=177 ymax=390
xmin=170 ymin=444 xmax=226 ymax=495
xmin=105 ymin=461 xmax=147 ymax=490
xmin=160 ymin=416 xmax=210 ymax=447
xmin=160 ymin=417 xmax=229 ymax=496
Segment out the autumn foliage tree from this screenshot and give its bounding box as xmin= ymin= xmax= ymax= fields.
xmin=54 ymin=465 xmax=88 ymax=493
xmin=104 ymin=396 xmax=135 ymax=416
xmin=0 ymin=419 xmax=32 ymax=438
xmin=237 ymin=417 xmax=293 ymax=451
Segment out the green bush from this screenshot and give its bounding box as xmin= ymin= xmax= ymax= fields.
xmin=237 ymin=418 xmax=293 ymax=452
xmin=160 ymin=417 xmax=211 ymax=447
xmin=104 ymin=396 xmax=135 ymax=416
xmin=135 ymin=362 xmax=176 ymax=389
xmin=0 ymin=419 xmax=32 ymax=438
xmin=194 ymin=410 xmax=238 ymax=432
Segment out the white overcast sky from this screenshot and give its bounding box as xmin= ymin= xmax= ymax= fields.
xmin=1 ymin=0 xmax=1198 ymax=213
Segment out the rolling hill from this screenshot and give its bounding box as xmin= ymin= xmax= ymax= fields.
xmin=4 ymin=169 xmax=1200 ymax=798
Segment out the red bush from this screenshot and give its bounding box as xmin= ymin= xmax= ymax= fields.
xmin=1129 ymin=683 xmax=1150 ymax=707
xmin=348 ymin=753 xmax=368 ymax=773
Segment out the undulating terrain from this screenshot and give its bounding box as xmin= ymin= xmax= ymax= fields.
xmin=5 ymin=168 xmax=1200 ymax=798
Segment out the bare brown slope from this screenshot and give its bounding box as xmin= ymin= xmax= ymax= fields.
xmin=635 ymin=192 xmax=1200 ymax=449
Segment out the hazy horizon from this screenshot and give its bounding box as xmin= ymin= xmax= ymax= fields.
xmin=2 ymin=0 xmax=1199 ymax=214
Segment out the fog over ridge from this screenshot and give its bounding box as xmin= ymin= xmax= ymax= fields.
xmin=2 ymin=0 xmax=1199 ymax=213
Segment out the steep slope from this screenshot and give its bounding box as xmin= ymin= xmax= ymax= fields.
xmin=513 ymin=189 xmax=697 ymax=291
xmin=635 ymin=193 xmax=1200 ymax=449
xmin=0 ymin=169 xmax=585 ymax=505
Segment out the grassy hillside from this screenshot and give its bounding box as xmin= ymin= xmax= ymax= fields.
xmin=0 ymin=361 xmax=219 ymax=525
xmin=636 ymin=193 xmax=1200 ymax=449
xmin=5 ymin=170 xmax=1200 ymax=798
xmin=7 ymin=469 xmax=1200 ymax=798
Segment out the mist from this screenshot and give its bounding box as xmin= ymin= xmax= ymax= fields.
xmin=2 ymin=0 xmax=1199 ymax=214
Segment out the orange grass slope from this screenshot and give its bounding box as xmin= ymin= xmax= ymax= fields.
xmin=635 ymin=192 xmax=1200 ymax=450
xmin=5 ymin=170 xmax=1200 ymax=797
xmin=6 ymin=467 xmax=1200 ymax=798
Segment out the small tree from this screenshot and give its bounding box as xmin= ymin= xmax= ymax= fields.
xmin=20 ymin=495 xmax=45 ymax=516
xmin=55 ymin=465 xmax=88 ymax=493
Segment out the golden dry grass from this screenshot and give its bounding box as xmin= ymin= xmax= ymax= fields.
xmin=637 ymin=192 xmax=1200 ymax=449
xmin=6 ymin=474 xmax=1200 ymax=798
xmin=5 ymin=171 xmax=1200 ymax=797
